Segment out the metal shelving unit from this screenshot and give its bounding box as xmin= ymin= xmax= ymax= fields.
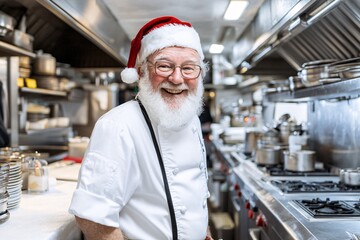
xmin=20 ymin=87 xmax=68 ymax=97
xmin=0 ymin=40 xmax=35 ymax=146
xmin=266 ymin=77 xmax=360 ymax=102
xmin=0 ymin=41 xmax=35 ymax=58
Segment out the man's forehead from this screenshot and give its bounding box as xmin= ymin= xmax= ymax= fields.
xmin=150 ymin=47 xmax=200 ymax=62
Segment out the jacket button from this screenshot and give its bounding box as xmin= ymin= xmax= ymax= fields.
xmin=172 ymin=168 xmax=179 ymax=175
xmin=199 ymin=162 xmax=204 ymax=169
xmin=192 ymin=126 xmax=197 ymax=133
xmin=180 ymin=206 xmax=187 ymax=214
xmin=203 ymin=198 xmax=207 ymax=208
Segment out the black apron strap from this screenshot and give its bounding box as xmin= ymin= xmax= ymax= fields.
xmin=137 ymin=99 xmax=178 ymax=240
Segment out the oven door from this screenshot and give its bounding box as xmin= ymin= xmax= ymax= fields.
xmin=231 ymin=194 xmax=251 ymax=240
xmin=249 ymin=228 xmax=271 ymax=240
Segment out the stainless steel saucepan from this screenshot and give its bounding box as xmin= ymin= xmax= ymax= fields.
xmin=339 ymin=168 xmax=360 ymax=186
xmin=283 ymin=150 xmax=316 ymax=172
xmin=255 ymin=146 xmax=281 ymax=166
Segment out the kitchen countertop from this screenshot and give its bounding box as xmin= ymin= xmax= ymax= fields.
xmin=213 ymin=140 xmax=360 ymax=240
xmin=0 ymin=163 xmax=82 ymax=240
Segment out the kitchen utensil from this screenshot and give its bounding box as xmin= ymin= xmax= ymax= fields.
xmin=299 ymin=59 xmax=339 ymax=87
xmin=2 ymin=16 xmax=33 ymax=51
xmin=255 ymin=146 xmax=281 ymax=165
xmin=339 ymin=168 xmax=360 ymax=186
xmin=4 ymin=29 xmax=34 ymax=51
xmin=288 ymin=76 xmax=305 ymax=91
xmin=339 ymin=66 xmax=360 ymax=79
xmin=244 ymin=131 xmax=262 ymax=156
xmin=259 ymin=129 xmax=280 ymax=145
xmin=284 ymin=150 xmax=316 ymax=172
xmin=33 ymin=52 xmax=56 ymax=76
xmin=0 ymin=11 xmax=15 ymax=36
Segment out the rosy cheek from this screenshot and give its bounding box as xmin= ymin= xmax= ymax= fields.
xmin=149 ymin=75 xmax=163 ymax=90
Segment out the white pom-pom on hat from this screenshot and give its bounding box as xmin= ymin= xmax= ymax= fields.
xmin=121 ymin=16 xmax=204 ymax=84
xmin=121 ymin=68 xmax=139 ymax=84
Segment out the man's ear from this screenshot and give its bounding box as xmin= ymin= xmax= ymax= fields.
xmin=137 ymin=67 xmax=143 ymax=78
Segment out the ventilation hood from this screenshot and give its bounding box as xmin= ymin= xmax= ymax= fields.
xmin=232 ymin=0 xmax=360 ymax=76
xmin=0 ymin=0 xmax=130 ymax=68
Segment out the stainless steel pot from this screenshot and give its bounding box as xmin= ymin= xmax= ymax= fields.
xmin=339 ymin=168 xmax=360 ymax=186
xmin=255 ymin=146 xmax=281 ymax=165
xmin=244 ymin=131 xmax=261 ymax=156
xmin=0 ymin=11 xmax=15 ymax=36
xmin=33 ymin=53 xmax=56 ymax=76
xmin=284 ymin=150 xmax=316 ymax=172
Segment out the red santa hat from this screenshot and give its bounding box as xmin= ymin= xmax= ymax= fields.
xmin=121 ymin=16 xmax=204 ymax=84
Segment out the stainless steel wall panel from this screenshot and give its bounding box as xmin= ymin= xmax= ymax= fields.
xmin=308 ymin=98 xmax=360 ymax=169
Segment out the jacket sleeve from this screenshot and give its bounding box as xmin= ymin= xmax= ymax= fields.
xmin=69 ymin=117 xmax=140 ymax=227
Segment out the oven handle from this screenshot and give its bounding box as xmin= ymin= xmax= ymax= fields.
xmin=231 ymin=196 xmax=241 ymax=212
xmin=249 ymin=227 xmax=270 ymax=240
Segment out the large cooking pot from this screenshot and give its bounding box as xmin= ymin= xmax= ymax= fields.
xmin=255 ymin=146 xmax=281 ymax=165
xmin=244 ymin=131 xmax=261 ymax=156
xmin=33 ymin=52 xmax=56 ymax=76
xmin=339 ymin=168 xmax=360 ymax=186
xmin=284 ymin=150 xmax=316 ymax=172
xmin=260 ymin=129 xmax=280 ymax=145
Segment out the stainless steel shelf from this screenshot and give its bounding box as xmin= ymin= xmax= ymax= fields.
xmin=266 ymin=77 xmax=360 ymax=102
xmin=0 ymin=41 xmax=36 ymax=58
xmin=20 ymin=87 xmax=67 ymax=97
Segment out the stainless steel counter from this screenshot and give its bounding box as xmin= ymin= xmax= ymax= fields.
xmin=231 ymin=151 xmax=360 ymax=240
xmin=212 ymin=140 xmax=360 ymax=240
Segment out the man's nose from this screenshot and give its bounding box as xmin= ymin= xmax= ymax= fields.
xmin=168 ymin=67 xmax=184 ymax=84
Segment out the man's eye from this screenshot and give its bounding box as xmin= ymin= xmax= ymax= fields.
xmin=182 ymin=65 xmax=195 ymax=71
xmin=157 ymin=63 xmax=173 ymax=71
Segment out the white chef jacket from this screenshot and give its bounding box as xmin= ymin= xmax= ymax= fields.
xmin=69 ymin=100 xmax=210 ymax=240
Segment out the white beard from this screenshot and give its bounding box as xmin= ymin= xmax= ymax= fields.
xmin=138 ymin=68 xmax=204 ymax=130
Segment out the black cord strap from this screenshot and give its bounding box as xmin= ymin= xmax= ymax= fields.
xmin=137 ymin=100 xmax=178 ymax=240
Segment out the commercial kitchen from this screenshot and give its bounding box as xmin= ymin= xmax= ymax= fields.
xmin=0 ymin=0 xmax=359 ymax=239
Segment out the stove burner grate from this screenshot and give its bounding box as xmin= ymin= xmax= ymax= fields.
xmin=294 ymin=198 xmax=360 ymax=218
xmin=262 ymin=165 xmax=336 ymax=177
xmin=271 ymin=180 xmax=360 ymax=193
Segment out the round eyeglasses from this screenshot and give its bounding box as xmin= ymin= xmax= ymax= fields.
xmin=147 ymin=61 xmax=202 ymax=79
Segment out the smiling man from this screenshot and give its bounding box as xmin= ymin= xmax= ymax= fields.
xmin=69 ymin=16 xmax=213 ymax=240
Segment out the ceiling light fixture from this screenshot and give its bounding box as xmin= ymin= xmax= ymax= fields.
xmin=224 ymin=0 xmax=249 ymax=20
xmin=209 ymin=44 xmax=224 ymax=54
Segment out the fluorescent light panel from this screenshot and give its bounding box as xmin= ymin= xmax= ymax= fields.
xmin=209 ymin=44 xmax=224 ymax=54
xmin=224 ymin=0 xmax=249 ymax=20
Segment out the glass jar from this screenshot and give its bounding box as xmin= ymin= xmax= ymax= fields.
xmin=27 ymin=158 xmax=48 ymax=194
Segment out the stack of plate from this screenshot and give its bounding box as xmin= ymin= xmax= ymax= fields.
xmin=0 ymin=162 xmax=10 ymax=224
xmin=7 ymin=161 xmax=22 ymax=210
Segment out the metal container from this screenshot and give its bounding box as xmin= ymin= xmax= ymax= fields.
xmin=0 ymin=11 xmax=15 ymax=36
xmin=284 ymin=150 xmax=316 ymax=172
xmin=244 ymin=131 xmax=262 ymax=156
xmin=339 ymin=168 xmax=360 ymax=186
xmin=255 ymin=146 xmax=281 ymax=165
xmin=33 ymin=53 xmax=56 ymax=76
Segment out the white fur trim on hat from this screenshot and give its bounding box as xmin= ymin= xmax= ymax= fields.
xmin=121 ymin=68 xmax=139 ymax=84
xmin=138 ymin=24 xmax=204 ymax=63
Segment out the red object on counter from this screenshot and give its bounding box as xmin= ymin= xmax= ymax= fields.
xmin=245 ymin=200 xmax=251 ymax=209
xmin=256 ymin=214 xmax=265 ymax=226
xmin=63 ymin=155 xmax=83 ymax=163
xmin=248 ymin=209 xmax=254 ymax=219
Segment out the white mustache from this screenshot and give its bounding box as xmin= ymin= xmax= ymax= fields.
xmin=159 ymin=82 xmax=189 ymax=91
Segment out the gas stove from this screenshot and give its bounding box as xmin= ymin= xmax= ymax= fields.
xmin=259 ymin=164 xmax=336 ymax=177
xmin=271 ymin=179 xmax=360 ymax=194
xmin=293 ymin=198 xmax=360 ymax=218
